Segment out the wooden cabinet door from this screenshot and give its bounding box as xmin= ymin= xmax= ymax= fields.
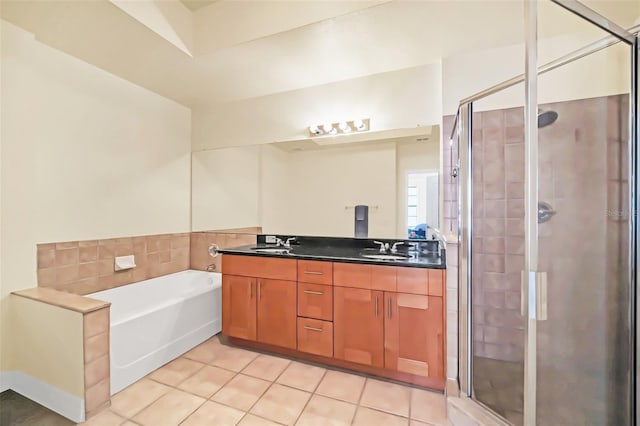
xmin=334 ymin=287 xmax=384 ymax=368
xmin=256 ymin=279 xmax=297 ymax=349
xmin=222 ymin=275 xmax=256 ymax=340
xmin=384 ymin=292 xmax=444 ymax=379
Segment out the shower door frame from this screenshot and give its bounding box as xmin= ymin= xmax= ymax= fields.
xmin=455 ymin=1 xmax=639 ymax=424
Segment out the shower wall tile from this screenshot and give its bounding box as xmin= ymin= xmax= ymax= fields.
xmin=506 ymin=219 xmax=524 ymax=236
xmin=484 ymin=200 xmax=505 ymax=218
xmin=505 ymin=126 xmax=525 ymax=143
xmin=470 ymin=95 xmax=630 ymax=374
xmin=506 ymin=199 xmax=524 ymax=219
xmin=505 ymin=107 xmax=524 ymax=126
xmin=506 ymin=182 xmax=524 ymax=199
xmin=483 ymin=237 xmax=505 ymax=255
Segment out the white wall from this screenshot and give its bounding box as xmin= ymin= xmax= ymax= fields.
xmin=442 ymin=32 xmax=630 ymax=115
xmin=191 ymin=146 xmax=261 ymax=232
xmin=192 ymin=64 xmax=442 ymax=151
xmin=0 ymin=21 xmax=191 ymax=371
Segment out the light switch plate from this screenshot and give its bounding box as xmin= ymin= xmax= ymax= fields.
xmin=265 ymin=235 xmax=277 ymax=243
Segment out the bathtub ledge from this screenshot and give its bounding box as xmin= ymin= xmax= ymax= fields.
xmin=12 ymin=287 xmax=110 ymax=314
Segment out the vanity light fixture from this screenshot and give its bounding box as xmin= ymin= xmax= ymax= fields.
xmin=309 ymin=125 xmax=322 ymax=136
xmin=323 ymin=123 xmax=338 ymax=135
xmin=307 ymin=118 xmax=370 ymax=137
xmin=353 ymin=119 xmax=367 ymax=131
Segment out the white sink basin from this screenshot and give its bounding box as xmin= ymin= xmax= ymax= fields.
xmin=251 ymin=248 xmax=290 ymax=254
xmin=360 ymin=253 xmax=410 ymax=261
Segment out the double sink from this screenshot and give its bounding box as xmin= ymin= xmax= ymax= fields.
xmin=251 ymin=246 xmax=416 ymax=261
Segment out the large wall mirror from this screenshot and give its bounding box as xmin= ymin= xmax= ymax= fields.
xmin=191 ymin=126 xmax=441 ymax=240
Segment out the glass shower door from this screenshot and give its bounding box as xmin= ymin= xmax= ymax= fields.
xmin=468 ymin=86 xmax=527 ymax=425
xmin=532 ymin=11 xmax=634 ymax=425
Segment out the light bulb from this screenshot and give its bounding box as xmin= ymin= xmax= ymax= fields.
xmin=309 ymin=125 xmax=321 ymax=136
xmin=339 ymin=122 xmax=351 ymax=133
xmin=324 ymin=123 xmax=337 ymax=135
xmin=354 ymin=119 xmax=367 ymax=131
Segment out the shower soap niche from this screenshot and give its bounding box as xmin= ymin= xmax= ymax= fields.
xmin=114 ymin=255 xmax=136 ymax=271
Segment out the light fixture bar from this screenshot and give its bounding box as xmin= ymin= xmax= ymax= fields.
xmin=307 ymin=118 xmax=369 ymax=137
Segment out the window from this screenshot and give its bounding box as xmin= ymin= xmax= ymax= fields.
xmin=407 ymin=186 xmax=418 ymax=228
xmin=407 ymin=170 xmax=439 ymax=239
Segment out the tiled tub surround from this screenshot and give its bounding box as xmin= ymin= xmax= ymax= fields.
xmin=10 ymin=288 xmax=111 ymax=422
xmin=190 ymin=227 xmax=261 ymax=273
xmin=37 ymin=233 xmax=190 ymax=295
xmin=83 ymin=334 xmax=449 ymax=426
xmin=35 ymin=227 xmax=263 ymax=294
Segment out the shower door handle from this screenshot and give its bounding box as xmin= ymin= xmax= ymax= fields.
xmin=521 ymin=271 xmax=548 ymax=320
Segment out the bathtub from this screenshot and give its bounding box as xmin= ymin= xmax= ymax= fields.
xmin=89 ymin=270 xmax=221 ymax=395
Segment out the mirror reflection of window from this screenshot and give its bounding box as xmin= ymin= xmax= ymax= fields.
xmin=407 ymin=171 xmax=439 ymax=239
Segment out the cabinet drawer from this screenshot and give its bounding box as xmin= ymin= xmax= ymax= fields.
xmin=396 ymin=267 xmax=444 ymax=296
xmin=222 ymin=255 xmax=297 ymax=281
xmin=397 ymin=267 xmax=428 ymax=295
xmin=298 ymin=260 xmax=333 ymax=285
xmin=298 ymin=283 xmax=332 ymax=321
xmin=297 ymin=317 xmax=333 ymax=357
xmin=333 ymin=263 xmax=371 ymax=289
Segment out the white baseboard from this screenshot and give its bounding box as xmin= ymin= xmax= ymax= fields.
xmin=1 ymin=370 xmax=85 ymax=423
xmin=0 ymin=370 xmax=14 ymax=392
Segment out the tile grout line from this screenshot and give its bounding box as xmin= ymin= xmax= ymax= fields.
xmin=111 ymin=337 xmax=446 ymax=426
xmin=125 ymin=341 xmax=232 ymax=424
xmin=408 ymin=387 xmax=413 ymax=425
xmin=290 ymin=367 xmax=327 ymax=425
xmin=350 ymin=377 xmax=369 ymax=425
xmin=232 ymin=355 xmax=293 ymax=426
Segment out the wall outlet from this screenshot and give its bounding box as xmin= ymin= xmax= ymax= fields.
xmin=265 ymin=235 xmax=277 ymax=244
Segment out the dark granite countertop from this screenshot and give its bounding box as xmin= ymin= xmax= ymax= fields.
xmin=218 ymin=235 xmax=446 ymax=269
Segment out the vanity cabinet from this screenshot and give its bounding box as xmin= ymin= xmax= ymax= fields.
xmin=384 ymin=292 xmax=443 ymax=379
xmin=256 ymin=279 xmax=297 ymax=349
xmin=333 ymin=287 xmax=384 ymax=368
xmin=222 ymin=275 xmax=256 ymax=340
xmin=221 ymin=254 xmax=446 ymax=390
xmin=222 ymin=256 xmax=297 ymax=349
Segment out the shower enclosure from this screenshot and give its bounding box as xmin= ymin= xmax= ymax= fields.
xmin=454 ymin=1 xmax=638 ymax=425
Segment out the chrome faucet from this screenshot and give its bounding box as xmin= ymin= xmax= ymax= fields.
xmin=390 ymin=242 xmax=406 ymax=253
xmin=373 ymin=241 xmax=389 ymax=253
xmin=277 ymin=237 xmax=296 ymax=248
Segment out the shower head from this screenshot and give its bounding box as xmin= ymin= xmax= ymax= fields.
xmin=538 ymin=109 xmax=558 ymax=128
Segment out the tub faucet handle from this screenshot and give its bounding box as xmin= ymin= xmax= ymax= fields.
xmin=206 ymin=264 xmax=217 ymax=272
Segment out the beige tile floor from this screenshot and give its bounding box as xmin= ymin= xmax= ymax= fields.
xmin=80 ymin=335 xmax=449 ymax=426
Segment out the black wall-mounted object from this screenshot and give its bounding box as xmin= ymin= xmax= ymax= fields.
xmin=354 ymin=205 xmax=369 ymax=238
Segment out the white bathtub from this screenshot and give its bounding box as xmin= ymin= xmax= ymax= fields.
xmin=89 ymin=270 xmax=221 ymax=395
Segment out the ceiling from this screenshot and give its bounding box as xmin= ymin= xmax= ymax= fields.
xmin=1 ymin=0 xmax=638 ymax=108
xmin=180 ymin=0 xmax=217 ymax=12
